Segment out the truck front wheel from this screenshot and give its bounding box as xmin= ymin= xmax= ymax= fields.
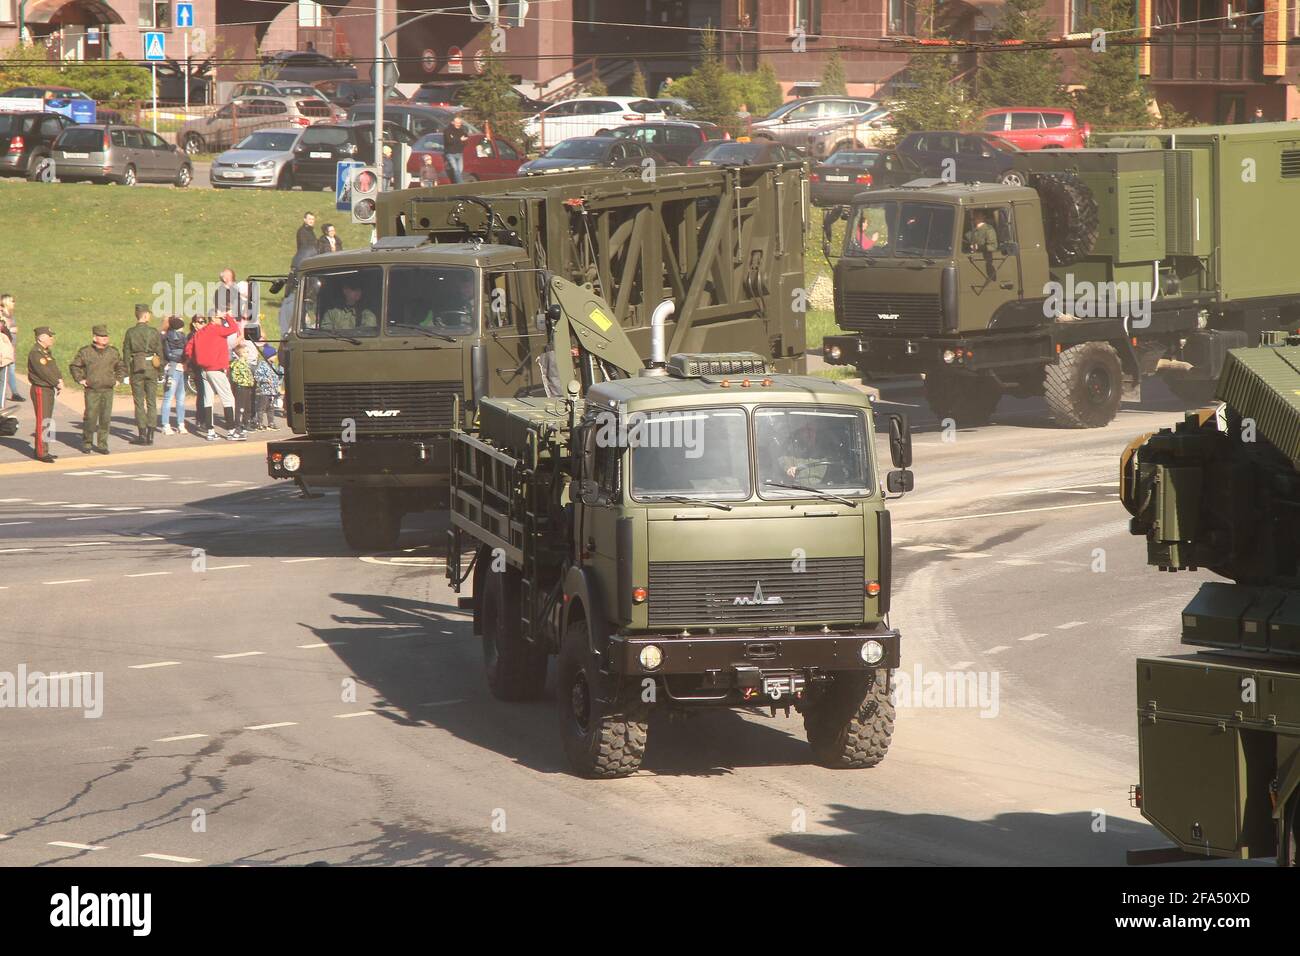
xmin=1043 ymin=342 xmax=1123 ymax=428
xmin=923 ymin=372 xmax=1001 ymax=426
xmin=482 ymin=566 xmax=547 ymax=701
xmin=339 ymin=486 xmax=402 ymax=551
xmin=804 ymin=670 xmax=895 ymax=768
xmin=557 ymin=618 xmax=649 ymax=778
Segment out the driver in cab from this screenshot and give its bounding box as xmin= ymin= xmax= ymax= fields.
xmin=777 ymin=416 xmax=841 ymax=484
xmin=321 ymin=279 xmax=378 ymax=332
xmin=408 ymin=272 xmax=478 ymax=336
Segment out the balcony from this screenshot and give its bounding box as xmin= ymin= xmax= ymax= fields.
xmin=1148 ymin=27 xmax=1265 ymax=84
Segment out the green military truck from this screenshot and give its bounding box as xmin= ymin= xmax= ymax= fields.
xmin=1121 ymin=335 xmax=1300 ymax=864
xmin=447 ymin=275 xmax=912 ymax=777
xmin=821 ymin=123 xmax=1300 ymax=428
xmin=267 ymin=163 xmax=809 ymax=550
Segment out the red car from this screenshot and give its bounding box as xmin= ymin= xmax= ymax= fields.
xmin=406 ymin=131 xmax=525 ymax=183
xmin=978 ymin=108 xmax=1089 ymax=150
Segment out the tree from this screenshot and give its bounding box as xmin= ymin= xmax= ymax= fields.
xmin=586 ymin=60 xmax=608 ymax=96
xmin=674 ymin=25 xmax=742 ymax=136
xmin=732 ymin=63 xmax=783 ymax=118
xmin=630 ymin=62 xmax=647 ymax=98
xmin=0 ymin=44 xmax=150 ymax=105
xmin=976 ymin=0 xmax=1065 ymax=108
xmin=461 ymin=52 xmax=528 ymax=147
xmin=889 ymin=4 xmax=973 ymax=135
xmin=820 ymin=49 xmax=848 ymax=96
xmin=1072 ymin=0 xmax=1156 ymax=130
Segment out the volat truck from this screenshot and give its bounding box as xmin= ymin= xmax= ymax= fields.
xmin=266 ymin=163 xmax=809 ymax=550
xmin=821 ymin=122 xmax=1300 ymax=428
xmin=1121 ymin=334 xmax=1300 ymax=864
xmin=447 ymin=274 xmax=913 ymax=777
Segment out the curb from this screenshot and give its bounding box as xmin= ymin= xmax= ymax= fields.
xmin=0 ymin=439 xmax=272 ymax=477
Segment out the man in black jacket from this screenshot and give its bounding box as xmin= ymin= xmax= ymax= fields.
xmin=294 ymin=211 xmax=317 ymax=269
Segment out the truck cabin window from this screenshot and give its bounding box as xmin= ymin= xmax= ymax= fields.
xmin=755 ymin=406 xmax=873 ymax=497
xmin=630 ymin=408 xmax=751 ymax=501
xmin=299 ymin=267 xmax=381 ymax=337
xmin=387 ymin=266 xmax=479 ymax=336
xmin=847 ymin=201 xmax=955 ymax=259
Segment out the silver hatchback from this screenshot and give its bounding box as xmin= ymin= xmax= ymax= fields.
xmin=51 ymin=124 xmax=193 ymax=186
xmin=210 ymin=127 xmax=303 ymax=189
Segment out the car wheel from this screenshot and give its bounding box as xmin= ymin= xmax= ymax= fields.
xmin=25 ymin=153 xmax=47 ymax=182
xmin=275 ymin=168 xmax=294 ymax=190
xmin=121 ymin=164 xmax=137 ymax=186
xmin=174 ymin=164 xmax=192 ymax=188
xmin=183 ymin=134 xmax=204 ymax=155
xmin=999 ymin=169 xmax=1028 ymax=187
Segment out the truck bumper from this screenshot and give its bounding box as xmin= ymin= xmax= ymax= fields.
xmin=267 ymin=436 xmax=450 ymax=488
xmin=610 ymin=626 xmax=900 ymax=702
xmin=823 ymin=332 xmax=1055 ymax=377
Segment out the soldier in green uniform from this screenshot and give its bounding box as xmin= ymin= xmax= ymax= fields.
xmin=26 ymin=326 xmax=62 ymax=463
xmin=965 ymin=209 xmax=999 ymax=280
xmin=122 ymin=305 xmax=164 ymax=444
xmin=321 ymin=280 xmax=378 ymax=332
xmin=777 ymin=416 xmax=836 ymax=484
xmin=70 ymin=324 xmax=127 ymax=455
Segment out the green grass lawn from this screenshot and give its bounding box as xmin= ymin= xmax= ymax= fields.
xmin=3 ymin=181 xmax=372 ymax=376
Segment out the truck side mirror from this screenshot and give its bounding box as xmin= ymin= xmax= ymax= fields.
xmin=887 ymin=413 xmax=912 ymax=469
xmin=886 ymin=469 xmax=914 ymax=494
xmin=822 ymin=205 xmax=847 ymax=266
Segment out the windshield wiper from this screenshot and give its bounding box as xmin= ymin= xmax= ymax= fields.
xmin=763 ymin=480 xmax=859 ymax=507
xmin=641 ymin=493 xmax=733 ymax=512
xmin=394 ymin=325 xmax=457 ymax=342
xmin=307 ymin=328 xmax=363 ymax=345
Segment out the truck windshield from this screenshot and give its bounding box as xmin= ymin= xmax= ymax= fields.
xmin=630 ymin=408 xmax=751 ymax=501
xmin=299 ymin=267 xmax=382 ymax=338
xmin=386 ymin=265 xmax=478 ymax=337
xmin=754 ymin=406 xmax=874 ymax=498
xmin=846 ymin=201 xmax=956 ymax=259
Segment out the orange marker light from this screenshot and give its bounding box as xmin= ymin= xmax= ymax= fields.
xmin=632 ymin=587 xmax=648 ymax=604
xmin=865 ymin=580 xmax=881 ymax=597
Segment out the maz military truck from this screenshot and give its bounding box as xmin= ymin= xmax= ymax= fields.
xmin=821 ymin=123 xmax=1300 ymax=428
xmin=267 ymin=163 xmax=810 ymax=550
xmin=1121 ymin=335 xmax=1300 ymax=864
xmin=447 ymin=275 xmax=912 ymax=777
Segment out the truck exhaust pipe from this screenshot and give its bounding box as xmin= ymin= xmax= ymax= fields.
xmin=643 ymin=299 xmax=676 ymax=376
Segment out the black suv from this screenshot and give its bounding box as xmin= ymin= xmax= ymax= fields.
xmin=0 ymin=110 xmax=73 ymax=179
xmin=261 ymin=51 xmax=357 ymax=83
xmin=291 ymin=120 xmax=416 ymax=190
xmin=894 ymin=131 xmax=1029 ymax=186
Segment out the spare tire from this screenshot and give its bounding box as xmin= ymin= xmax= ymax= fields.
xmin=1032 ymin=172 xmax=1099 ymax=266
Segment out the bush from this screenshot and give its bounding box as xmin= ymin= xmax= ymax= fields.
xmin=0 ymin=44 xmax=150 ymax=106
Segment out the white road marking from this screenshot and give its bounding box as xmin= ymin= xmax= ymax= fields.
xmin=997 ymin=558 xmax=1041 ymax=567
xmin=333 ymin=711 xmax=375 ymax=719
xmin=175 ymin=480 xmax=206 ymax=485
xmin=948 ymin=552 xmax=990 ymax=560
xmin=154 ymin=733 xmax=208 ymax=742
xmin=67 ymin=516 xmax=112 ymax=521
xmin=139 ymin=853 xmax=201 ymax=863
xmin=297 ymin=642 xmax=345 ymax=649
xmin=418 ymin=699 xmax=466 ymax=708
xmin=0 ymin=521 xmax=31 ymax=526
xmin=900 ymin=544 xmax=951 ymax=553
xmin=60 ymin=504 xmax=108 ymax=509
xmin=0 ymin=497 xmax=30 ymax=502
xmin=126 ymin=571 xmax=172 ymax=578
xmin=138 ymin=509 xmax=180 ymax=515
xmin=899 ymin=500 xmax=1118 ymax=526
xmin=63 ymin=541 xmax=107 ymax=547
xmin=214 ymin=651 xmax=264 ymax=659
xmin=379 ymin=631 xmax=425 ymax=640
xmin=63 ymin=470 xmax=120 ymax=476
xmin=985 ymin=645 xmax=1011 ymax=655
xmin=244 ymin=721 xmax=297 ymax=731
xmin=0 ymin=548 xmax=34 ymax=553
xmin=129 ymin=661 xmax=182 ymax=669
xmin=950 ymin=661 xmax=973 ymax=670
xmin=207 ymin=564 xmax=250 ymax=571
xmin=34 ymin=501 xmax=69 ymax=505
xmin=48 ymin=841 xmax=105 ymax=851
xmin=43 ymin=579 xmax=90 ymax=585
xmin=105 ymin=506 xmax=141 ymax=511
xmin=1019 ymin=633 xmax=1047 ymax=642
xmin=1056 ymin=621 xmax=1087 ymax=630
xmin=282 ymin=557 xmax=326 ymax=563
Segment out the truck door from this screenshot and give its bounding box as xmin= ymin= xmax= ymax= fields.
xmin=579 ymin=433 xmax=624 ymax=634
xmin=956 ymin=204 xmax=1022 ymax=331
xmin=485 ymin=270 xmax=546 ymax=397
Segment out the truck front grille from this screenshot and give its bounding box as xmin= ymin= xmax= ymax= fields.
xmin=303 ymin=381 xmax=461 ymax=434
xmin=647 ymin=556 xmax=864 ymax=627
xmin=836 ymin=290 xmax=944 ymax=336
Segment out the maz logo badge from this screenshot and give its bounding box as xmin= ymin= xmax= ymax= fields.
xmin=365 ymin=409 xmax=401 ymax=417
xmin=877 ymin=313 xmax=900 ymax=321
xmin=734 ymin=581 xmax=783 ymax=606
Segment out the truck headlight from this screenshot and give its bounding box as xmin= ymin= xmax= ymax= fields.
xmin=827 ymin=344 xmax=843 ymax=362
xmin=860 ymin=639 xmax=884 ymax=664
xmin=942 ymin=349 xmax=956 ymax=364
xmin=282 ymin=453 xmax=302 ymax=473
xmin=639 ymin=645 xmax=663 ymax=670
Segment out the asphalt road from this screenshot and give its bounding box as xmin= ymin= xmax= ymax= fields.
xmin=0 ymin=383 xmax=1240 ymax=866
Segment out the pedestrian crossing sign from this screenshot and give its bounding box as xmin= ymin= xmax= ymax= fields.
xmin=144 ymin=32 xmax=165 ymax=61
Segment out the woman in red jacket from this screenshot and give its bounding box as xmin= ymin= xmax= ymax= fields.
xmin=184 ymin=313 xmax=243 ymax=441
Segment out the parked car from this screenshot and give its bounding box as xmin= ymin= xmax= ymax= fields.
xmin=260 ymin=51 xmax=357 ymax=83
xmin=687 ymin=139 xmax=804 ymax=167
xmin=606 ymin=120 xmax=724 ymax=165
xmin=408 ymin=131 xmax=523 ymax=182
xmin=230 ymin=80 xmax=342 ymax=118
xmin=51 ymin=124 xmax=193 ymax=187
xmin=210 ymin=127 xmax=303 ymax=190
xmin=179 ymin=95 xmax=333 ymax=155
xmin=312 ymin=79 xmax=378 ymax=109
xmin=290 ymin=120 xmax=416 ymax=191
xmin=519 ymin=136 xmax=669 ymax=176
xmin=803 ymin=106 xmax=896 ymax=158
xmin=978 ymin=107 xmax=1090 ymax=149
xmin=412 ymin=81 xmax=546 ymax=114
xmin=809 ymin=148 xmax=923 ymax=206
xmin=894 ymin=131 xmax=1029 ymax=185
xmin=750 ymin=96 xmax=879 ymax=153
xmin=523 ymin=96 xmax=667 ymax=149
xmin=0 ymin=110 xmax=73 ymax=180
xmin=347 ymin=102 xmax=466 ymax=139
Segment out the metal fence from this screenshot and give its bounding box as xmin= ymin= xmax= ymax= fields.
xmin=117 ymin=99 xmax=338 ymax=154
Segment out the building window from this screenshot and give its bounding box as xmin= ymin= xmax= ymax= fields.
xmin=1070 ymin=0 xmax=1093 ymax=31
xmin=298 ymin=0 xmax=322 ymax=27
xmin=0 ymin=0 xmax=14 ymax=24
xmin=889 ymin=0 xmax=917 ymax=35
xmin=140 ymin=0 xmax=171 ymax=28
xmin=793 ymin=0 xmax=822 ymax=36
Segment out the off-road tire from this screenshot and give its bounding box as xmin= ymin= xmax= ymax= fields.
xmin=339 ymin=485 xmax=401 ymax=551
xmin=557 ymin=618 xmax=648 ymax=778
xmin=923 ymin=372 xmax=1002 ymax=427
xmin=1033 ymin=172 xmax=1099 ymax=266
xmin=1044 ymin=341 xmax=1123 ymax=428
xmin=1159 ymin=371 xmax=1218 ymax=409
xmin=804 ymin=670 xmax=895 ymax=768
xmin=481 ymin=565 xmax=547 ymax=701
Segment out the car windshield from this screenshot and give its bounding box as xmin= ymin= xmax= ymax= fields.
xmin=755 ymin=406 xmax=873 ymax=498
xmin=386 ymin=266 xmax=478 ymax=337
xmin=759 ymin=100 xmax=804 ymax=122
xmin=56 ymin=128 xmax=103 ymax=150
xmin=301 ymin=126 xmax=350 ymax=146
xmin=546 ymin=139 xmax=609 ymax=159
xmin=630 ymin=407 xmax=752 ymax=501
xmin=846 ymin=201 xmax=956 ymax=259
xmin=414 ymin=132 xmax=444 ymax=150
xmin=236 ymin=131 xmax=298 ymax=151
xmin=0 ymin=115 xmax=23 ymax=134
xmin=299 ymin=267 xmax=382 ymax=338
xmin=826 ymin=151 xmax=879 ymax=167
xmin=697 ymin=143 xmax=760 ymax=163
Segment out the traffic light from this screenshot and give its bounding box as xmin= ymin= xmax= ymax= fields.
xmin=350 ymin=166 xmax=379 ymax=224
xmin=468 ymin=0 xmax=498 ymax=23
xmin=501 ymin=0 xmax=529 ymax=27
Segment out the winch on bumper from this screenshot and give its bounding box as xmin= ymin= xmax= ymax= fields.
xmin=267 ymin=436 xmax=451 ymax=483
xmin=610 ymin=626 xmax=901 ymax=702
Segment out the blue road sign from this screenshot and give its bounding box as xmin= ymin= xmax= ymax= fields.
xmin=336 ymin=160 xmax=365 ymax=212
xmin=143 ymin=31 xmax=166 ymax=61
xmin=176 ymin=3 xmax=194 ymax=28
